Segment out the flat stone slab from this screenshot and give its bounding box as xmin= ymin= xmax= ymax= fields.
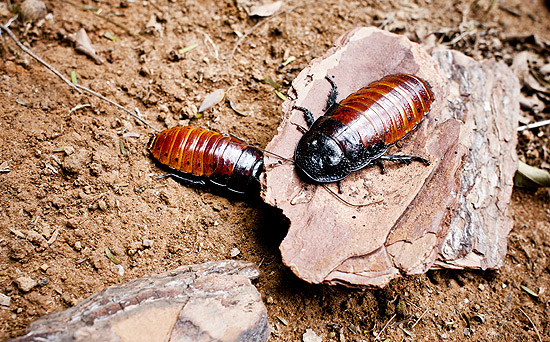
xmin=261 ymin=27 xmax=518 ymax=287
xmin=11 ymin=260 xmax=269 ymax=342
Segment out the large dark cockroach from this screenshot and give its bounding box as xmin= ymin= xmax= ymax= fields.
xmin=294 ymin=73 xmax=435 ymax=183
xmin=148 ymin=126 xmax=263 ymax=194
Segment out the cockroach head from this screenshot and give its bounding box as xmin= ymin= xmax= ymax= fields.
xmin=294 ymin=131 xmax=351 ymax=183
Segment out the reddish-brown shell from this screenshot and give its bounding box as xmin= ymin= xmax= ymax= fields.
xmin=148 ymin=126 xmax=263 ymax=193
xmin=333 ymin=74 xmax=434 ymax=147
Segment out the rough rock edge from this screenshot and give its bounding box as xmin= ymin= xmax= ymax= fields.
xmin=11 ymin=260 xmax=269 ymax=342
xmin=262 ymin=27 xmax=518 ymax=287
xmin=433 ymin=50 xmax=519 ymax=270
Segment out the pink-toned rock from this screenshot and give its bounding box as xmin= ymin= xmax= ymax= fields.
xmin=431 ymin=50 xmax=518 ymax=271
xmin=261 ymin=27 xmax=518 ymax=287
xmin=11 ymin=260 xmax=269 ymax=342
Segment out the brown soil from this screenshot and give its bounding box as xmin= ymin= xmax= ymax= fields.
xmin=1 ymin=0 xmax=549 ymax=340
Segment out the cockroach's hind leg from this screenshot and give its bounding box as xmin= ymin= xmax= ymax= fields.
xmin=378 ymin=155 xmax=430 ymax=166
xmin=156 ymin=173 xmax=206 ymax=186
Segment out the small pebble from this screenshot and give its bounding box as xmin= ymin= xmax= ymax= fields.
xmin=15 ymin=276 xmax=38 ymax=292
xmin=64 ymin=146 xmax=75 ymax=155
xmin=478 ymin=284 xmax=485 ymax=291
xmin=115 ymin=265 xmax=125 ymax=276
xmin=0 ymin=293 xmax=11 ymax=308
xmin=142 ymin=239 xmax=153 ymax=248
xmin=230 ymin=247 xmax=240 ymax=258
xmin=40 ymin=264 xmax=49 ymax=272
xmin=19 ymin=0 xmax=47 ymax=22
xmin=303 ymin=328 xmax=322 ymax=342
xmin=539 ymin=63 xmax=550 ymax=75
xmin=26 ymin=230 xmax=45 ymax=245
xmin=74 ymin=241 xmax=82 ymax=251
xmin=158 ymin=104 xmax=169 ymax=113
xmin=97 ymin=199 xmax=108 ymax=211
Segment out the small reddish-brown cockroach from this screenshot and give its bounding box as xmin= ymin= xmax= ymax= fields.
xmin=148 ymin=126 xmax=263 ymax=194
xmin=293 ymin=74 xmax=435 ymax=183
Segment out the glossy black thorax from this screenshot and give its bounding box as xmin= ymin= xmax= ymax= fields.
xmin=294 ymin=116 xmax=387 ymax=183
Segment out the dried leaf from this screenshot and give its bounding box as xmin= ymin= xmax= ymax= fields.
xmin=274 ymin=89 xmax=286 ymax=100
xmin=514 ymin=160 xmax=550 ymax=188
xmin=277 ymin=315 xmax=289 ymax=326
xmin=69 ymin=104 xmax=91 ymax=113
xmin=282 ymin=56 xmax=296 ymax=66
xmin=249 ymin=1 xmax=282 ymax=17
xmin=179 ymin=43 xmax=198 ymax=54
xmin=69 ymin=28 xmax=104 ymax=65
xmin=103 ymin=32 xmax=120 ymax=41
xmin=521 ymin=285 xmax=539 ymax=297
xmin=15 ymin=99 xmax=28 ymax=106
xmin=119 ymin=138 xmax=127 ymax=156
xmin=122 ymin=132 xmax=141 ymax=138
xmin=229 ymin=100 xmax=248 ymax=116
xmin=52 ymin=146 xmax=75 ymax=155
xmin=70 ymin=71 xmax=77 ymax=84
xmin=105 ymin=247 xmax=121 ymax=265
xmin=0 ymin=161 xmax=10 ymax=173
xmin=277 ymin=56 xmax=297 ymax=71
xmin=264 ymin=77 xmax=280 ymax=89
xmin=198 ymin=89 xmax=225 ymax=113
xmin=47 ymin=229 xmax=59 ymax=245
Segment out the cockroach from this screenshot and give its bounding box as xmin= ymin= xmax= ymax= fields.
xmin=293 ymin=73 xmax=435 ymax=184
xmin=148 ymin=126 xmax=264 ymax=194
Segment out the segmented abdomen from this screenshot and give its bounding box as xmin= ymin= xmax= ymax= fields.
xmin=330 ymin=74 xmax=434 ymax=147
xmin=148 ymin=126 xmax=263 ymax=193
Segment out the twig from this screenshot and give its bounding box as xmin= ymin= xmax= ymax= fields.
xmin=197 ymin=29 xmax=218 ymax=60
xmin=519 ymin=308 xmax=543 ymax=342
xmin=0 ymin=18 xmax=160 ymax=132
xmin=73 ymin=84 xmax=160 ymax=132
xmin=377 ymin=12 xmax=395 ymax=29
xmin=445 ymin=29 xmax=476 ymax=46
xmin=411 ymin=308 xmax=429 ymax=328
xmin=374 ymin=314 xmax=396 ymax=341
xmin=482 ymin=0 xmax=499 ymax=19
xmin=518 ymin=119 xmax=550 ymax=132
xmin=0 ymin=20 xmax=81 ymax=94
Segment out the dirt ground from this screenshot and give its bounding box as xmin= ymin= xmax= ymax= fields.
xmin=1 ymin=0 xmax=549 ymax=340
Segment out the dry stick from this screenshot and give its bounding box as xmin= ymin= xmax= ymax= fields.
xmin=518 ymin=119 xmax=550 ymax=132
xmin=1 ymin=19 xmax=160 ymax=132
xmin=410 ymin=308 xmax=429 ymax=328
xmin=519 ymin=308 xmax=543 ymax=342
xmin=197 ymin=29 xmax=219 ymax=60
xmin=73 ymin=84 xmax=160 ymax=132
xmin=0 ymin=22 xmax=81 ymax=94
xmin=374 ymin=314 xmax=396 ymax=341
xmin=482 ymin=0 xmax=499 ymax=19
